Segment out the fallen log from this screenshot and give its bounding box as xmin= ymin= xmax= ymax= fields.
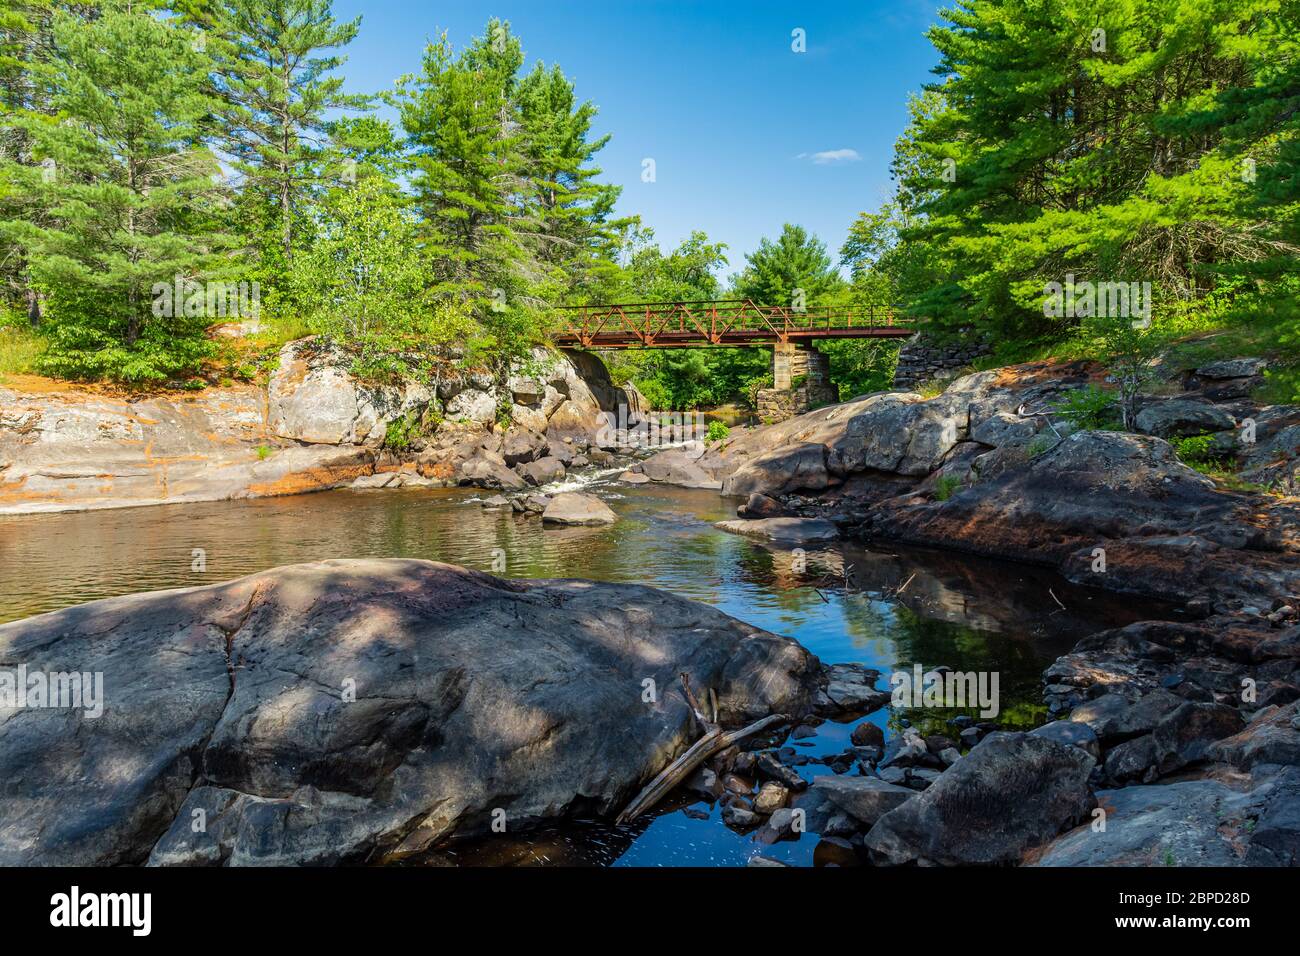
xmin=616 ymin=673 xmax=788 ymax=824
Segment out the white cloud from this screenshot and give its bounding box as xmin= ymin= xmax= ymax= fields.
xmin=807 ymin=148 xmax=861 ymax=165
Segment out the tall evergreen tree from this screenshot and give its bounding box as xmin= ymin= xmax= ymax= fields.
xmin=394 ymin=21 xmax=527 ymax=306
xmin=0 ymin=1 xmax=234 ymax=381
xmin=185 ymin=0 xmax=365 ymax=274
xmin=734 ymin=224 xmax=843 ymax=308
xmin=516 ymin=61 xmax=622 ymax=297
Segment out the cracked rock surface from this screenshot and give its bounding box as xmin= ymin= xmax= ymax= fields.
xmin=0 ymin=559 xmax=819 ymax=866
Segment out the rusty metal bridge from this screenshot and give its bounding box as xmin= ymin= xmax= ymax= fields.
xmin=551 ymin=299 xmax=915 ymax=349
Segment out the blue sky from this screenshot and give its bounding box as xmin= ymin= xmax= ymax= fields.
xmin=331 ymin=1 xmax=946 ymax=276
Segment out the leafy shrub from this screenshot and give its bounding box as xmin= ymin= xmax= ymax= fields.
xmin=705 ymin=421 xmax=730 ymax=443
xmin=1052 ymin=385 xmax=1121 ymax=430
xmin=1027 ymin=434 xmax=1059 ymax=458
xmin=383 ymin=414 xmax=418 ymax=451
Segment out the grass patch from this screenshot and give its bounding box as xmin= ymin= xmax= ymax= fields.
xmin=0 ymin=323 xmax=44 ymax=381
xmin=933 ymin=473 xmax=963 ymax=501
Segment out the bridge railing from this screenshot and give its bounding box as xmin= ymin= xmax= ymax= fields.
xmin=552 ymin=299 xmax=912 ymax=346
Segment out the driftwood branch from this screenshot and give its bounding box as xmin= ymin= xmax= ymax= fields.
xmin=616 ymin=675 xmax=788 ymax=825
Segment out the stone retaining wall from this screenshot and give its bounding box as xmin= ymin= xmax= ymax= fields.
xmin=893 ymin=333 xmax=992 ymax=390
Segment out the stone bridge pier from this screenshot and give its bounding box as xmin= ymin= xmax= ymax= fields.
xmin=758 ymin=343 xmax=837 ymax=423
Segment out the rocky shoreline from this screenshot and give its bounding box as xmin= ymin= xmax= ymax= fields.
xmin=0 ymin=340 xmax=651 ymax=514
xmin=1 ymin=348 xmax=1297 ymax=866
xmin=614 ymin=352 xmax=1300 ymax=865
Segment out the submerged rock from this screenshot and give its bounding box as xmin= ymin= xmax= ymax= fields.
xmin=714 ymin=516 xmax=839 ymax=544
xmin=0 ymin=559 xmax=820 ymax=866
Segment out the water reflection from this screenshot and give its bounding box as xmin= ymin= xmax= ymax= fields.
xmin=0 ymin=475 xmax=1168 ymax=866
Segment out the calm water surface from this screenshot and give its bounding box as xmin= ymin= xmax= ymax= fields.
xmin=0 ymin=472 xmax=1164 ymax=866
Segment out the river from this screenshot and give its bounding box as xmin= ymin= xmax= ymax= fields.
xmin=0 ymin=469 xmax=1165 ymax=866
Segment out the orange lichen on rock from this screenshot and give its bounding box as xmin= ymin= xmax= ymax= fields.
xmin=246 ymin=461 xmax=373 ymax=498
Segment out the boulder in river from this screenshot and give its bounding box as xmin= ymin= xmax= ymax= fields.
xmin=541 ymin=492 xmax=617 ymax=526
xmin=0 ymin=559 xmax=820 ymax=865
xmin=1031 ymin=764 xmax=1300 ymax=866
xmin=863 ymin=731 xmax=1096 ymax=865
xmin=714 ymin=516 xmax=839 ymax=544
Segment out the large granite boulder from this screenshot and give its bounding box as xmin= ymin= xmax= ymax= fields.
xmin=871 ymin=429 xmax=1300 ymax=606
xmin=0 ymin=559 xmax=820 ymax=866
xmin=268 ymin=340 xmax=433 ymax=444
xmin=863 ymin=731 xmax=1096 ymax=865
xmin=632 ymin=449 xmax=720 ymax=489
xmin=0 ymin=381 xmax=376 ymax=514
xmin=541 ymin=492 xmax=616 ymax=526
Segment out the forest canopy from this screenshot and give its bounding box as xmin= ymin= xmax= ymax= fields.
xmin=1 ymin=0 xmax=1295 ymax=405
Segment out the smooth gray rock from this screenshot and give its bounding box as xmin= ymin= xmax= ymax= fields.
xmin=1196 ymin=358 xmax=1266 ymax=380
xmin=269 ymin=340 xmax=433 ymax=445
xmin=541 ymin=492 xmax=617 ymax=526
xmin=1029 ymin=720 xmax=1100 ymax=760
xmin=811 ymin=775 xmax=914 ymax=826
xmin=0 ymin=559 xmax=820 ymax=866
xmin=1135 ymin=400 xmax=1235 ymax=438
xmin=714 ymin=517 xmax=839 ymax=544
xmin=722 ymin=442 xmax=833 ymax=497
xmin=1208 ymin=701 xmax=1300 ymax=769
xmin=634 ymin=449 xmax=720 ymax=489
xmin=518 ymin=455 xmax=565 ymax=487
xmin=1032 ymin=765 xmax=1300 ymax=866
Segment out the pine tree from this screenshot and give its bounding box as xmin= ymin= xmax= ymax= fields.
xmin=186 ymin=0 xmax=365 ymax=275
xmin=0 ymin=0 xmax=69 ymax=324
xmin=393 ymin=19 xmax=546 ymax=370
xmin=1 ymin=1 xmax=235 ymax=382
xmin=395 ymin=21 xmax=527 ymax=305
xmin=516 ymin=61 xmax=622 ymax=297
xmin=734 ymin=224 xmax=843 ymax=309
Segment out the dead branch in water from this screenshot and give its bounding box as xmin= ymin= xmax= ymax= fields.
xmin=616 ymin=673 xmax=787 ymax=825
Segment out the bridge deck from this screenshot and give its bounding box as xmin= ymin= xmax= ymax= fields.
xmin=552 ymin=300 xmax=914 ymax=349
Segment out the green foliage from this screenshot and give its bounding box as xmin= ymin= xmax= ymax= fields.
xmin=705 ymin=420 xmax=729 ymax=443
xmin=885 ymin=0 xmax=1300 ymax=360
xmin=383 ymin=413 xmax=417 ymax=451
xmin=0 ymin=314 xmax=42 ymax=378
xmin=818 ymin=339 xmax=900 ymax=400
xmin=1052 ymin=385 xmax=1120 ymax=430
xmin=733 ymin=223 xmax=844 ymax=309
xmin=184 ymin=0 xmax=368 ymax=281
xmin=256 ymin=444 xmax=273 ymax=460
xmin=3 ymin=4 xmax=233 ymax=383
xmin=933 ymin=473 xmax=962 ymax=501
xmin=291 ymin=174 xmax=470 ymax=382
xmin=1026 ymin=434 xmax=1059 ymax=458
